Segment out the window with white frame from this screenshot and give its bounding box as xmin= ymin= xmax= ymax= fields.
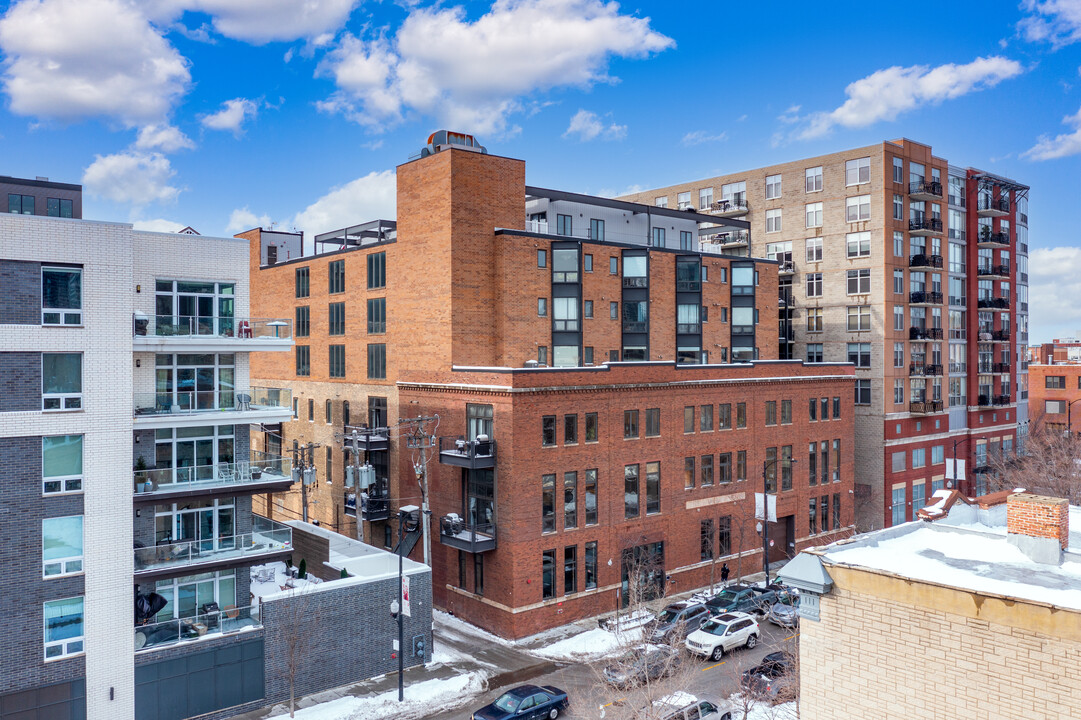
xmin=155 ymin=497 xmax=236 ymax=549
xmin=894 ymin=342 xmax=904 ymax=367
xmin=847 ymin=343 xmax=871 ymax=367
xmin=893 ymin=157 xmax=903 ymax=183
xmin=43 ymin=435 xmax=82 ymax=494
xmin=847 ymin=269 xmax=870 ymax=295
xmin=847 ymin=305 xmax=870 ymax=331
xmin=153 ymin=570 xmax=237 ymax=621
xmin=846 ymin=195 xmax=871 ymax=222
xmin=44 ymin=597 xmax=83 ymax=659
xmin=893 ymin=194 xmax=904 ymax=220
xmin=655 ymin=196 xmax=668 ymax=208
xmin=766 ymin=208 xmax=782 ymax=233
xmin=806 ymin=343 xmax=823 ymax=362
xmin=894 ymin=305 xmax=904 ymax=331
xmin=894 ymin=231 xmax=904 ymax=257
xmin=806 ymin=273 xmax=823 ymax=297
xmin=765 ymin=241 xmax=792 ymax=263
xmin=41 ymin=267 xmax=82 ymax=326
xmin=43 ymin=515 xmax=83 ymax=577
xmin=553 ymin=297 xmax=579 ymax=331
xmin=677 ymin=191 xmax=692 ymax=209
xmin=894 ymin=378 xmax=904 ymax=404
xmin=806 ymin=307 xmax=823 ymax=332
xmin=948 ymin=209 xmax=965 ymax=241
xmin=846 ymin=157 xmax=870 ymax=186
xmin=721 ymin=181 xmax=746 ymax=205
xmin=42 ymin=353 xmax=81 ymax=411
xmin=699 ymin=187 xmax=713 ymax=209
xmin=766 ymin=174 xmax=782 ymax=199
xmin=855 ymin=378 xmax=871 ymax=405
xmin=806 ymin=238 xmax=823 ymax=262
xmin=847 ymin=231 xmax=871 ymax=258
xmin=805 ymin=202 xmax=822 ymax=228
xmin=805 ymin=166 xmax=822 ymax=193
xmin=893 ymin=269 xmax=904 ymax=294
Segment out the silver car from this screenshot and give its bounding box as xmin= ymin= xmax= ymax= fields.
xmin=767 ymin=594 xmax=800 ymax=628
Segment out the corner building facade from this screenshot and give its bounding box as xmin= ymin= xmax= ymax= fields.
xmin=249 ymin=143 xmax=855 ymax=638
xmin=623 ymin=139 xmax=1029 ymax=530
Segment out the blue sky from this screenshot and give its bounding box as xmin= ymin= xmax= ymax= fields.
xmin=1 ymin=0 xmax=1080 ymax=341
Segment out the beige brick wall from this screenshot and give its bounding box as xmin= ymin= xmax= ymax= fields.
xmin=803 ymin=565 xmax=1081 ymax=719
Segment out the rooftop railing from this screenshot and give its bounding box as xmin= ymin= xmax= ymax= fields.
xmin=133 ymin=387 xmax=290 ymax=417
xmin=134 ymin=315 xmax=292 ymax=340
xmin=134 ymin=516 xmax=291 ymax=574
xmin=134 ymin=451 xmax=291 ymax=495
xmin=135 ymin=602 xmax=260 ymax=652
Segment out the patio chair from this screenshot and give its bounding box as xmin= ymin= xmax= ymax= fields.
xmin=235 ymin=393 xmax=251 ymax=411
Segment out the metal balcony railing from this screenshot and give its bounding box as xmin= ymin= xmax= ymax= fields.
xmin=439 ymin=515 xmax=496 ymax=553
xmin=361 ymin=493 xmax=390 ymax=521
xmin=703 ymin=230 xmax=750 ymax=246
xmin=909 ymin=363 xmax=943 ymax=376
xmin=993 ymin=362 xmax=1011 ymax=373
xmin=136 ymin=602 xmax=260 ymax=652
xmin=438 ymin=436 xmax=496 ymax=469
xmin=908 ymin=254 xmax=943 ymax=269
xmin=909 ymin=290 xmax=943 ymax=305
xmin=134 ymin=315 xmax=292 ymax=340
xmin=977 ymin=297 xmax=1010 ymax=309
xmin=133 ymin=387 xmax=291 ymax=417
xmin=676 ymin=280 xmax=701 ymax=292
xmin=134 ymin=451 xmax=291 ymax=495
xmin=992 ymin=330 xmax=1011 ymax=342
xmin=908 ymin=180 xmax=943 ymax=198
xmin=778 ymin=261 xmax=795 ymax=274
xmin=622 ymin=321 xmax=648 ymax=333
xmin=677 ymin=323 xmax=702 ymax=334
xmin=709 ymin=199 xmax=750 ymax=215
xmin=909 ymin=327 xmax=944 ymax=340
xmin=978 ymin=230 xmax=1010 ymax=246
xmin=622 ymin=276 xmax=648 ymax=289
xmin=908 ymin=218 xmax=943 ymax=233
xmin=993 ymin=394 xmax=1012 ymax=406
xmin=910 ymin=400 xmax=943 ymax=414
xmin=978 ymin=197 xmax=1010 ymax=214
xmin=134 ymin=516 xmax=291 ymax=575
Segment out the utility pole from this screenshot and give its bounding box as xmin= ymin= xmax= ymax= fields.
xmin=336 ymin=425 xmax=383 ymax=543
xmin=291 ymin=440 xmax=320 ymax=522
xmin=401 ymin=415 xmax=439 ymax=567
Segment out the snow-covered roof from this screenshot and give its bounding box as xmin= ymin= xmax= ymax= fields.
xmin=816 ymin=508 xmax=1081 ymax=612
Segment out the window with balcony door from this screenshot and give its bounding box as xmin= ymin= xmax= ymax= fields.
xmin=155 ymin=280 xmax=235 ymax=337
xmin=154 ymin=353 xmax=235 ymax=411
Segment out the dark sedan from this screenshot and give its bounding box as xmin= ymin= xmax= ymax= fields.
xmin=739 ymin=651 xmax=794 ymax=701
xmin=472 ymin=684 xmax=569 ymax=720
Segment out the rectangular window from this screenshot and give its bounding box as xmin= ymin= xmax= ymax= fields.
xmin=684 ymin=456 xmax=695 ymax=489
xmin=805 ymin=166 xmax=823 ymax=193
xmin=538 ymin=249 xmax=547 ymax=268
xmin=367 ymin=252 xmax=386 ymax=289
xmin=718 ymin=452 xmax=732 ymax=484
xmin=847 ymin=231 xmax=871 ymax=258
xmin=556 ymin=214 xmax=572 ymax=236
xmin=718 ymin=403 xmax=732 ymax=430
xmin=325 ymin=399 xmax=332 ymax=424
xmin=806 ymin=272 xmax=823 ymax=297
xmin=892 ymin=487 xmax=907 ymax=526
xmin=822 ymin=397 xmax=830 ymax=419
xmin=585 ymin=541 xmax=597 ymax=589
xmin=41 ymin=267 xmax=82 ymax=325
xmin=809 ymin=399 xmax=818 ymax=421
xmin=832 ymin=439 xmax=840 ymax=482
xmin=894 ymin=305 xmax=904 ymax=331
xmin=564 ymin=546 xmax=577 ymax=595
xmin=806 ymin=343 xmax=823 ymax=362
xmin=326 ymin=301 xmax=345 ymax=335
xmin=42 ymin=353 xmax=82 ymax=411
xmin=833 ymin=397 xmax=841 ymax=418
xmin=585 ymin=413 xmax=599 ymax=442
xmin=845 ymin=195 xmax=871 ymax=222
xmin=295 ymin=267 xmax=310 ymax=298
xmin=328 ymin=260 xmax=345 ymax=294
xmin=847 ymin=306 xmax=871 ymax=331
xmin=564 ymin=472 xmax=578 ymax=529
xmin=893 ymin=269 xmax=904 ymax=294
xmin=645 ymin=462 xmax=660 ymax=515
xmin=45 ymin=197 xmax=72 ymax=217
xmin=624 ymin=410 xmax=639 ymax=439
xmin=765 ymin=400 xmax=777 ymax=426
xmin=808 ymin=442 xmax=817 ymax=485
xmin=781 ymin=399 xmax=792 ymax=424
xmin=736 ymin=402 xmax=746 ymax=429
xmin=564 ymin=414 xmax=578 ymax=444
xmin=680 ymin=230 xmax=694 ymax=250
xmin=590 ymin=219 xmax=604 ymax=242
xmin=847 ymin=268 xmax=871 ymax=295
xmin=367 ymin=298 xmax=386 ymax=334
xmin=847 ymin=343 xmax=871 ymax=367
xmin=806 ymin=237 xmax=823 ymax=262
xmin=542 ymin=474 xmax=556 ymax=532
xmin=584 ymin=254 xmax=593 ymax=272
xmin=44 ymin=597 xmax=83 ymax=659
xmin=624 ymin=464 xmax=640 ymax=518
xmin=701 ymin=454 xmax=714 ymax=487
xmin=892 ymin=451 xmax=906 ymax=473
xmin=701 ymin=519 xmax=715 ymax=560
xmin=553 ymin=297 xmax=578 ymax=331
xmin=366 ymin=343 xmax=386 ymax=379
xmin=913 ymin=447 xmax=927 ymax=469
xmin=677 ymin=192 xmax=691 ymax=209
xmin=805 ymin=202 xmax=823 ymax=228
xmin=809 ymin=497 xmax=818 ymax=534
xmin=308 ymin=398 xmax=314 ymax=421
xmin=610 ymin=301 xmax=618 ymax=320
xmin=584 ymin=300 xmax=593 ymax=318
xmin=684 ymin=406 xmax=694 ymax=433
xmin=295 ymin=306 xmax=310 ymax=337
xmin=8 ymin=193 xmax=33 ymax=214
xmin=645 ymin=408 xmax=660 ymax=437
xmin=718 ymin=516 xmax=732 ymax=556
xmin=893 ymin=194 xmax=904 ymax=221
xmin=833 ymin=494 xmax=842 ymax=530
xmin=552 ymin=248 xmax=579 ymax=283
xmin=609 ymin=256 xmax=618 ymax=274
xmin=329 ymin=345 xmax=346 ymax=378
xmin=766 ymin=174 xmax=782 ymax=199
xmin=296 ymin=345 xmax=310 ymax=376
xmin=765 ymin=447 xmax=777 ymax=492
xmin=651 ymin=227 xmax=665 ymax=247
xmin=542 ymin=550 xmax=555 ymax=599
xmin=1046 ymin=376 xmax=1066 ymax=389
xmin=585 ymin=470 xmax=598 ymax=525
xmin=541 ymin=416 xmax=556 ymax=446
xmin=700 ymin=404 xmax=713 ymax=431
xmin=893 ymin=157 xmax=904 ymax=183
xmin=584 ymin=346 xmax=594 ymax=365
xmin=806 ymin=308 xmax=823 ymax=332
xmin=42 ymin=516 xmax=83 ymax=577
xmin=43 ymin=435 xmax=83 ymax=495
xmin=855 ymin=379 xmax=871 ymax=405
xmin=894 ymin=378 xmax=904 ymax=404
xmin=538 ymin=298 xmax=547 ymax=317
xmin=846 ymin=157 xmax=870 ymax=186
xmin=699 ymin=187 xmax=714 ymax=209
xmin=765 ymin=208 xmax=782 ymax=233
xmin=932 ymin=445 xmax=944 ymax=465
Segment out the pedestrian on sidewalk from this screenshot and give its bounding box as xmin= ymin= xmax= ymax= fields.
xmin=720 ymin=562 xmax=730 ymax=586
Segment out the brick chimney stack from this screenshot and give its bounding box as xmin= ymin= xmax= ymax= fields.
xmin=1006 ymin=493 xmax=1069 ymax=564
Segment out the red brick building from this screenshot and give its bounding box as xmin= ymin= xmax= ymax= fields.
xmin=247 ymin=138 xmax=855 ymax=637
xmin=1028 ymin=362 xmax=1081 ymax=433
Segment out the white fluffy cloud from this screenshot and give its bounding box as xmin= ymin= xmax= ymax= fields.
xmin=681 ymin=130 xmax=727 ymax=146
xmin=290 ymin=170 xmax=396 ymax=238
xmin=1030 ymin=246 xmax=1081 ymax=340
xmin=143 ymin=0 xmax=361 ymax=44
xmin=1023 ymin=105 xmax=1081 ymax=160
xmin=225 ymin=207 xmax=272 ymax=233
xmin=563 ymin=109 xmax=626 ymax=141
xmin=790 ymin=56 xmax=1023 ymax=140
xmin=133 ymin=218 xmax=187 ymax=232
xmin=1018 ymin=0 xmax=1081 ymax=49
xmin=200 ymin=98 xmax=259 ymax=133
xmin=82 ymin=151 xmax=180 ymax=205
xmin=0 ymin=0 xmax=190 ymax=124
xmin=316 ymin=0 xmax=673 ymax=135
xmin=135 ymin=123 xmax=195 ymax=152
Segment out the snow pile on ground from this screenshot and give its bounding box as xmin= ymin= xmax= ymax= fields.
xmin=736 ymin=699 xmax=799 ymax=719
xmin=249 ymin=561 xmax=321 ymax=604
xmin=530 ymin=625 xmax=645 ymax=662
xmin=266 ymin=671 xmax=486 ymax=720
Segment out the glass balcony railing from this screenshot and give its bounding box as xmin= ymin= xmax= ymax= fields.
xmin=133 ymin=315 xmax=292 ymax=340
xmin=133 ymin=387 xmax=291 ymax=417
xmin=134 ymin=451 xmax=291 ymax=495
xmin=133 ymin=516 xmax=291 ymax=574
xmin=135 ymin=602 xmax=261 ymax=652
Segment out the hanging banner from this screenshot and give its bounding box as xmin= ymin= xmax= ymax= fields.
xmin=754 ymin=493 xmax=777 ymax=522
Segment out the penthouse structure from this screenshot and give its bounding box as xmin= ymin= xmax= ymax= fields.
xmin=624 ymin=139 xmax=1030 ymax=529
xmin=248 ymin=135 xmax=856 ymax=638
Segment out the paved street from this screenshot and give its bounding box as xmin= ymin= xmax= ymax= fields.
xmin=430 ymin=620 xmax=798 ymax=720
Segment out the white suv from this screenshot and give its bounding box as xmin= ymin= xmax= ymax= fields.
xmin=684 ymin=611 xmax=759 ymax=661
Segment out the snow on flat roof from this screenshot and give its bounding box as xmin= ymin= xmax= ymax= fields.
xmin=822 ymin=524 xmax=1081 ymax=612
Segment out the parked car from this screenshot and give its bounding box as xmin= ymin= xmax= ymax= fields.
xmin=648 ymin=600 xmax=710 ymax=644
xmin=684 ymin=611 xmax=760 ymax=661
xmin=644 ymin=691 xmax=735 ymax=720
xmin=767 ymin=592 xmax=800 ymax=628
xmin=602 ymin=644 xmax=681 ymax=688
xmin=471 ymin=684 xmax=569 ymax=720
xmin=740 ymin=651 xmax=795 ymax=702
xmin=705 ymin=583 xmax=794 ymax=617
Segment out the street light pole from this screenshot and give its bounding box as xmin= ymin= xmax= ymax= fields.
xmin=761 ymin=456 xmax=795 ymax=585
xmin=396 ymin=509 xmax=404 ymax=702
